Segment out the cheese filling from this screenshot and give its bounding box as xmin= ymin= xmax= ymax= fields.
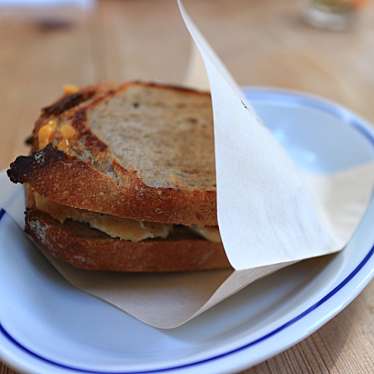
xmin=34 ymin=193 xmax=221 ymax=243
xmin=190 ymin=225 xmax=221 ymax=243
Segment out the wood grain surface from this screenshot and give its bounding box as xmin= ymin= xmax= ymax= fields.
xmin=1 ymin=0 xmax=373 ymax=373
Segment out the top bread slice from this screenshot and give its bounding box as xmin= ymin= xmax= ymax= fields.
xmin=8 ymin=82 xmax=218 ymax=226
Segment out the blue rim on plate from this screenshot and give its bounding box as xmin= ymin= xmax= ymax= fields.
xmin=1 ymin=88 xmax=373 ymax=374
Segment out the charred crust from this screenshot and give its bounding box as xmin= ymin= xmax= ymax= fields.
xmin=42 ymin=91 xmax=95 ymax=116
xmin=7 ymin=144 xmax=66 ymax=184
xmin=81 ymin=131 xmax=108 ymax=152
xmin=24 ymin=135 xmax=34 ymax=146
xmin=128 ymin=81 xmax=210 ymax=96
xmin=71 ymin=109 xmax=108 ymax=152
xmin=71 ymin=109 xmax=87 ymax=131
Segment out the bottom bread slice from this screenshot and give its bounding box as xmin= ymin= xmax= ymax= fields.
xmin=25 ymin=209 xmax=231 ymax=272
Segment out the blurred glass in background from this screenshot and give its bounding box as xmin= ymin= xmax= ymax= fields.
xmin=304 ymin=0 xmax=367 ymax=30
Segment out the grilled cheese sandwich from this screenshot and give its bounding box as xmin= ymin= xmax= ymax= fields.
xmin=8 ymin=82 xmax=230 ymax=272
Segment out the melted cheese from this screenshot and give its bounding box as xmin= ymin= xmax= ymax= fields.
xmin=38 ymin=120 xmax=77 ymax=151
xmin=63 ymin=84 xmax=79 ymax=95
xmin=59 ymin=123 xmax=76 ymax=139
xmin=34 ymin=193 xmax=172 ymax=242
xmin=56 ymin=123 xmax=76 ymax=152
xmin=34 ymin=193 xmax=221 ymax=243
xmin=38 ymin=119 xmax=57 ymax=149
xmin=190 ymin=225 xmax=221 ymax=243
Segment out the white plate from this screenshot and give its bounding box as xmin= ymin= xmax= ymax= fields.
xmin=1 ymin=88 xmax=373 ymax=374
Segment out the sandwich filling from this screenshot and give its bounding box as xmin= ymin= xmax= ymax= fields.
xmin=34 ymin=193 xmax=221 ymax=243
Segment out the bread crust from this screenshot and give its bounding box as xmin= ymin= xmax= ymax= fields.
xmin=8 ymin=82 xmax=217 ymax=226
xmin=25 ymin=209 xmax=230 ymax=272
xmin=8 ymin=144 xmax=216 ymax=225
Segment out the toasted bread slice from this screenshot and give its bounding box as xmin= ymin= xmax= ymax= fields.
xmin=25 ymin=209 xmax=229 ymax=272
xmin=8 ymin=82 xmax=217 ymax=226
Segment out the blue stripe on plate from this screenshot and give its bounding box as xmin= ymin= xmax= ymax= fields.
xmin=1 ymin=89 xmax=373 ymax=373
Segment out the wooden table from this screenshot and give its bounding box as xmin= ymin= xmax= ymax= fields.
xmin=1 ymin=0 xmax=373 ymax=373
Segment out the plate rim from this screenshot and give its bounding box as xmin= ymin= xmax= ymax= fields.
xmin=1 ymin=87 xmax=373 ymax=374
